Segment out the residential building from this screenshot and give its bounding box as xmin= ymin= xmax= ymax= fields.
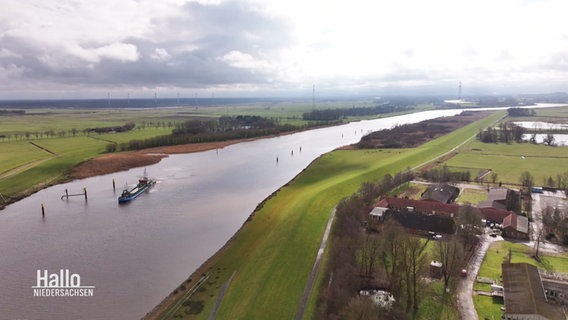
xmin=502 ymin=213 xmax=529 ymax=239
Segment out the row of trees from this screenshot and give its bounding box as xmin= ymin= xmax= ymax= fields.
xmin=117 ymin=116 xmax=297 ymax=152
xmin=303 ymin=105 xmax=413 ymax=121
xmin=420 ymin=165 xmax=471 ymax=183
xmin=477 ymin=122 xmax=526 ymax=143
xmin=542 ymin=206 xmax=568 ymax=245
xmin=0 ymin=109 xmax=25 ymax=115
xmin=507 ymin=108 xmax=536 ymax=117
xmin=0 ymin=122 xmax=138 ymax=142
xmin=0 ymin=129 xmax=80 ymax=141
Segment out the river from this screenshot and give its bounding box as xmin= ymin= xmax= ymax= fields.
xmin=0 ymin=105 xmax=563 ymax=319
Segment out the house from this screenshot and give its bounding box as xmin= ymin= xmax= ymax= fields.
xmin=502 ymin=263 xmax=565 ymax=320
xmin=420 ymin=183 xmax=460 ymax=203
xmin=478 ymin=187 xmax=521 ymax=213
xmin=502 ymin=213 xmax=529 ymax=239
xmin=378 ymin=197 xmax=460 ymax=218
xmin=478 ymin=187 xmax=508 ymax=210
xmin=375 ymin=197 xmax=516 ymax=235
xmin=375 ymin=197 xmax=457 ymax=234
xmin=478 ymin=207 xmax=515 ymax=224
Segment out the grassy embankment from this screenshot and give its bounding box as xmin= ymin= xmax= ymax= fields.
xmin=474 ymin=241 xmax=568 ymax=320
xmin=154 ymin=111 xmax=504 ymax=319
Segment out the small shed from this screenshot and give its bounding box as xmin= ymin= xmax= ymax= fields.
xmin=430 ymin=260 xmax=443 ymax=279
xmin=369 ymin=206 xmax=388 ymax=221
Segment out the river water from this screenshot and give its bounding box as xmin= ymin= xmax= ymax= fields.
xmin=0 ymin=106 xmax=561 ymax=319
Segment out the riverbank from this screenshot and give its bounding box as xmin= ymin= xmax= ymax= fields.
xmin=0 ymin=139 xmax=256 ymax=211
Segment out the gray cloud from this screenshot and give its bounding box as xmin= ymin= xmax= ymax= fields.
xmin=0 ymin=1 xmax=292 ymax=95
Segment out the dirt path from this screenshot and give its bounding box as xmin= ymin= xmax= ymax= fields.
xmin=295 ymin=208 xmax=336 ymax=320
xmin=0 ymin=158 xmax=54 ymax=180
xmin=208 ymin=270 xmax=237 ymax=320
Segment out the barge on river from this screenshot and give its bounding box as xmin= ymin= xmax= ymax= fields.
xmin=118 ymin=170 xmax=156 ymax=203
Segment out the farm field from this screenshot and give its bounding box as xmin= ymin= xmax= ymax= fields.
xmin=446 ymin=140 xmax=568 ymax=185
xmin=443 ymin=105 xmax=568 ymax=185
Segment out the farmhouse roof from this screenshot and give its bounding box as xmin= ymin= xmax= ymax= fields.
xmin=503 ymin=213 xmax=529 ymax=234
xmin=477 ymin=187 xmax=509 ymax=210
xmin=378 ymin=197 xmax=513 ymax=222
xmin=369 ymin=207 xmax=388 ymax=218
xmin=478 ymin=207 xmax=514 ymax=223
xmin=502 ymin=263 xmax=565 ymax=320
xmin=379 ymin=197 xmax=460 ymax=215
xmin=420 ymin=183 xmax=460 ymax=203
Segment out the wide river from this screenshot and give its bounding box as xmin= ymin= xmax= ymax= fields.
xmin=0 ymin=105 xmax=561 ymax=319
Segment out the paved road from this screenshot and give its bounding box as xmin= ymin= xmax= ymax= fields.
xmin=455 ymin=234 xmax=497 ymax=320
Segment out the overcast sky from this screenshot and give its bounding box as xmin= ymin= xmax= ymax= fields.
xmin=0 ymin=0 xmax=567 ymax=99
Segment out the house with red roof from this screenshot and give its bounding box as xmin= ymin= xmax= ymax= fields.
xmin=502 ymin=213 xmax=529 ymax=239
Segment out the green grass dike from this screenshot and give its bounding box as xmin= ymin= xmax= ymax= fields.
xmin=152 ymin=111 xmax=504 ymax=319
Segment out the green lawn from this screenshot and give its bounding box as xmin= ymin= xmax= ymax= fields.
xmin=474 ymin=295 xmax=503 ymax=320
xmin=474 ymin=240 xmax=568 ymax=319
xmin=456 ymin=188 xmax=488 ymax=205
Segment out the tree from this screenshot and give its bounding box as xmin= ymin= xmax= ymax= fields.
xmin=520 ymin=171 xmax=535 ymax=191
xmin=106 ymin=143 xmax=117 ymax=153
xmin=380 ymin=219 xmax=406 ymax=300
xmin=543 ymin=133 xmax=556 ymax=146
xmin=341 ymin=296 xmax=381 ymax=320
xmin=490 ymin=172 xmax=498 ymax=185
xmin=435 ymin=236 xmax=464 ymax=291
xmin=359 ymin=182 xmax=379 ymax=206
xmin=404 ymin=237 xmax=427 ymax=313
xmin=360 ymin=233 xmax=381 ymax=277
xmin=456 ymin=205 xmax=483 ymax=251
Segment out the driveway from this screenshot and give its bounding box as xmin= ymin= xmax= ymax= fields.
xmin=456 ymin=234 xmax=499 ymax=320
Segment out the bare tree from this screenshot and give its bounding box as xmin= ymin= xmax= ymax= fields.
xmin=520 ymin=171 xmax=535 ymax=191
xmin=360 ymin=233 xmax=381 ymax=277
xmin=543 ymin=133 xmax=556 ymax=146
xmin=435 ymin=236 xmax=464 ymax=291
xmin=490 ymin=172 xmax=498 ymax=185
xmin=380 ymin=219 xmax=405 ymax=300
xmin=456 ymin=205 xmax=483 ymax=251
xmin=341 ymin=296 xmax=381 ymax=320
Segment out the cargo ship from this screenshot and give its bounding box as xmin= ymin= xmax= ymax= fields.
xmin=118 ymin=170 xmax=156 ymax=203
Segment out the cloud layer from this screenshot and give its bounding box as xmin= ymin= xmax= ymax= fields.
xmin=0 ymin=0 xmax=567 ymax=98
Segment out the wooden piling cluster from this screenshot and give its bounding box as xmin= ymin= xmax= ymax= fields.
xmin=60 ymin=188 xmax=88 ymax=200
xmin=42 ymin=178 xmax=121 ymax=217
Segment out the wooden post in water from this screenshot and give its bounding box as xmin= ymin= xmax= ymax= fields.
xmin=41 ymin=204 xmax=45 ymax=217
xmin=112 ymin=179 xmax=116 ymax=190
xmin=65 ymin=189 xmax=69 ymax=199
xmin=83 ymin=188 xmax=88 ymax=200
